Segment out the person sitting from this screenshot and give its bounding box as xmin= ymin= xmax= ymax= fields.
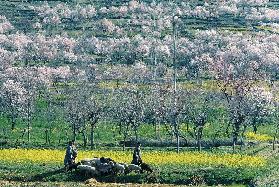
xmin=131 ymin=142 xmax=142 ymax=165
xmin=64 ymin=140 xmax=78 ymax=172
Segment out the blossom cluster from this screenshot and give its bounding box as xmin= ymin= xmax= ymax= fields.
xmin=0 ymin=15 xmax=13 ymax=34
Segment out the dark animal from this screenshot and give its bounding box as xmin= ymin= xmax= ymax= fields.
xmin=68 ymin=162 xmax=81 ymax=171
xmin=100 ymin=157 xmax=115 ymax=164
xmin=140 ymin=162 xmax=153 ymax=173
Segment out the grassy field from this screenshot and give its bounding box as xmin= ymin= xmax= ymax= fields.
xmin=0 ymin=115 xmax=276 ymax=149
xmin=0 ymin=180 xmax=247 ymax=187
xmin=0 ymin=145 xmax=273 ymax=186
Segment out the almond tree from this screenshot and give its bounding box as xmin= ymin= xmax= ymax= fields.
xmin=178 ymin=89 xmax=216 ymax=152
xmin=197 ymin=31 xmax=276 ymax=151
xmin=37 ymin=66 xmax=71 ymax=145
xmin=87 ymin=86 xmax=108 ymax=149
xmin=63 ymin=69 xmax=88 ymax=144
xmin=246 ymin=86 xmax=274 ymax=134
xmin=144 ymin=84 xmax=170 ymax=141
xmin=111 ymin=87 xmax=145 ymax=150
xmin=1 ymin=80 xmax=27 ymax=130
xmin=270 ymin=81 xmax=279 ymax=150
xmin=65 ymin=86 xmax=88 ymax=145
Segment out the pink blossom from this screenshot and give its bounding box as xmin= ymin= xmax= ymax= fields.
xmin=0 ymin=15 xmax=14 ymax=33
xmin=32 ymin=22 xmax=42 ymax=29
xmin=99 ymin=18 xmax=116 ymax=33
xmin=129 ymin=0 xmax=140 ymax=11
xmin=2 ymin=79 xmax=27 ymax=104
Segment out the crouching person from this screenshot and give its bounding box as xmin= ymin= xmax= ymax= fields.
xmin=64 ymin=140 xmax=78 ymax=172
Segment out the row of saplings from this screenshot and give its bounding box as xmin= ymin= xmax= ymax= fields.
xmin=71 ymin=157 xmax=153 ymax=177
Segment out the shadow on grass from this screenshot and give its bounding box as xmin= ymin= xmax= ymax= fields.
xmin=29 ymin=168 xmax=65 ymax=181
xmin=25 ymin=168 xmax=88 ymax=183
xmin=28 ymin=169 xmax=147 ymax=184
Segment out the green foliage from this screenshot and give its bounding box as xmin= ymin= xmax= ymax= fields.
xmin=254 ymin=151 xmax=279 ymax=186
xmin=158 ymin=164 xmax=261 ymax=186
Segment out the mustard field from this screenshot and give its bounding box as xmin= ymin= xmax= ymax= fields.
xmin=0 ymin=149 xmax=266 ymax=168
xmin=245 ymin=132 xmax=274 ymax=142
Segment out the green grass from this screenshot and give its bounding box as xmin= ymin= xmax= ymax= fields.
xmin=256 ymin=25 xmax=279 ymax=33
xmin=0 ymin=160 xmax=261 ymax=186
xmin=253 ymin=148 xmax=279 ymax=186
xmin=0 ymin=111 xmax=277 ymax=149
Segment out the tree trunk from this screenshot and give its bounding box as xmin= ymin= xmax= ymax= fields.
xmin=27 ymin=119 xmax=31 ymax=142
xmin=240 ymin=137 xmax=243 ymax=151
xmin=90 ymin=124 xmax=95 ymax=149
xmin=11 ymin=120 xmax=15 ymax=130
xmin=158 ymin=122 xmax=161 ymax=142
xmin=156 ymin=122 xmax=161 ymax=141
xmin=82 ymin=130 xmax=87 ymax=147
xmin=154 ymin=122 xmax=157 ymax=139
xmin=123 ymin=124 xmax=129 ymax=151
xmin=123 ymin=132 xmax=127 ymax=151
xmin=9 ymin=96 xmax=16 ymax=130
xmin=172 ymin=15 xmax=178 ymax=153
xmin=3 ymin=128 xmax=7 ymax=141
xmin=174 ymin=125 xmax=179 ymax=153
xmin=197 ymin=133 xmax=202 ymax=152
xmin=176 ymin=132 xmax=180 ymax=153
xmin=11 ymin=110 xmax=16 ymax=130
xmin=46 ymin=97 xmax=52 ymax=145
xmin=46 ymin=129 xmax=50 ymax=145
xmin=253 ymin=124 xmax=257 ymax=134
xmin=240 ymin=126 xmax=247 ymax=150
xmin=48 ymin=130 xmax=50 ymax=145
xmin=73 ymin=124 xmax=76 ymax=142
xmin=134 ymin=126 xmax=138 ymax=143
xmin=27 ymin=101 xmax=31 ymax=142
xmin=232 ymin=136 xmax=237 ymax=153
xmin=45 ymin=129 xmax=48 ymax=144
xmin=232 ymin=121 xmax=241 ymax=152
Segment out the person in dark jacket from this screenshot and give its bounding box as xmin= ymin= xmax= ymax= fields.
xmin=64 ymin=140 xmax=78 ymax=171
xmin=131 ymin=142 xmax=142 ymax=165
